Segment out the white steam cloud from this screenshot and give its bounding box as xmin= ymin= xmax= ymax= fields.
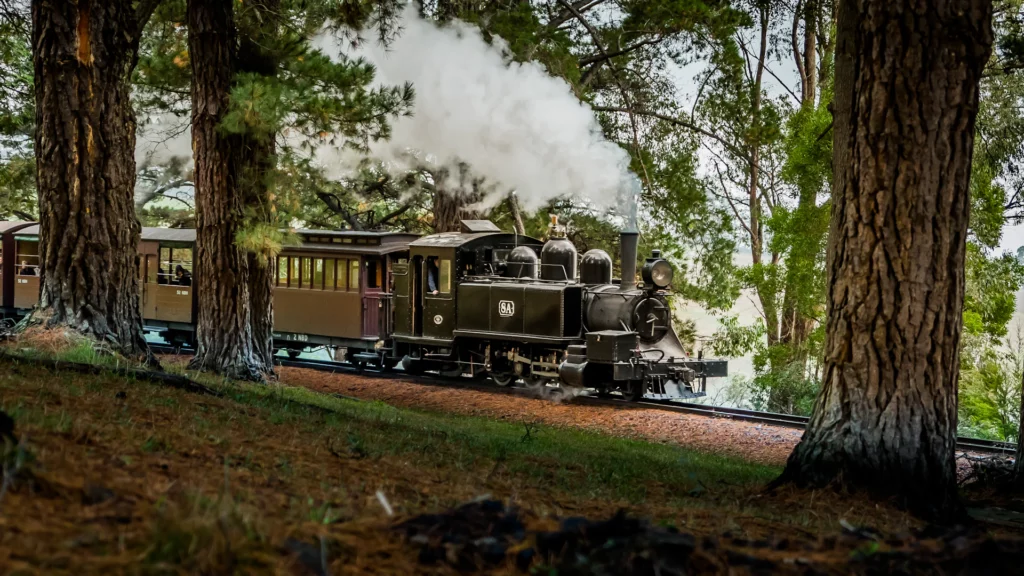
xmin=326 ymin=6 xmax=634 ymax=212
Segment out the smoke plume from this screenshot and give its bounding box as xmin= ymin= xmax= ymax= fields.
xmin=326 ymin=6 xmax=634 ymax=212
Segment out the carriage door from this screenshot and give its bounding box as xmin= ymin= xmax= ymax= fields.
xmin=411 ymin=255 xmax=423 ymax=336
xmin=362 ymin=257 xmax=383 ymax=337
xmin=423 ymin=254 xmax=454 ymax=340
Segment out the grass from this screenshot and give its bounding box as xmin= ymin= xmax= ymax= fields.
xmin=0 ymin=345 xmax=936 ymax=573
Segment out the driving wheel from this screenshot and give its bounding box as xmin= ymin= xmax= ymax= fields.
xmin=491 ymin=371 xmax=516 ymax=387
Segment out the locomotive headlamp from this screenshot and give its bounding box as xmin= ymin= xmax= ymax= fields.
xmin=641 ymin=250 xmax=674 ymax=289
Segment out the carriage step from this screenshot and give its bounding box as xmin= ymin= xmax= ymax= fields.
xmin=351 ymin=353 xmax=380 ymax=363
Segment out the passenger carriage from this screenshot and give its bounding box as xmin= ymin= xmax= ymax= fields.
xmin=0 ymin=223 xmax=417 ymax=363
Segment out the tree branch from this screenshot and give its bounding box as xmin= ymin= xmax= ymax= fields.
xmin=578 ymin=36 xmax=664 ymax=67
xmin=792 ymin=0 xmax=806 ymax=105
xmin=136 ymin=0 xmax=164 ymax=30
xmin=556 ymin=0 xmax=655 ymax=200
xmin=375 ymin=202 xmax=413 ymax=228
xmin=592 ymin=105 xmax=753 ymax=165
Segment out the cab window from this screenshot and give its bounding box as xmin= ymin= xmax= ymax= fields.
xmin=438 ymin=259 xmax=451 ymax=294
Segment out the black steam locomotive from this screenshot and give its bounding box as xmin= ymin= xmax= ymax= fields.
xmin=391 ymin=218 xmax=726 ymax=400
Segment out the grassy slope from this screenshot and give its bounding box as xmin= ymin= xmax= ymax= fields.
xmin=0 ymin=355 xmax=921 ymax=574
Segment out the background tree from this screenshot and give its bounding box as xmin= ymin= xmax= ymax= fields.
xmin=183 ymin=0 xmax=413 ymax=378
xmin=0 ymin=2 xmax=35 ymax=221
xmin=29 ymin=0 xmax=162 ymax=357
xmin=777 ymin=0 xmax=993 ymax=520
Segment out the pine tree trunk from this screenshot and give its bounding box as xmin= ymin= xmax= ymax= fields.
xmin=237 ymin=0 xmax=280 ymax=372
xmin=187 ymin=0 xmax=263 ymax=381
xmin=777 ymin=0 xmax=993 ymax=521
xmin=30 ymin=0 xmax=150 ymax=357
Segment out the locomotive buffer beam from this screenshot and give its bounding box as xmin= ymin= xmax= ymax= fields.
xmin=558 ymin=330 xmax=725 ymax=400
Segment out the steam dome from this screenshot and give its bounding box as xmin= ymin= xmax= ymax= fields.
xmin=580 ymin=249 xmax=612 ymax=285
xmin=506 ymin=246 xmax=539 ymax=279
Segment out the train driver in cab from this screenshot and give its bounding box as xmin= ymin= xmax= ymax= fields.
xmin=426 ymin=256 xmax=439 ymax=295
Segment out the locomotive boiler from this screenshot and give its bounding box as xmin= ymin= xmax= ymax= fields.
xmin=391 ymin=218 xmax=727 ymax=400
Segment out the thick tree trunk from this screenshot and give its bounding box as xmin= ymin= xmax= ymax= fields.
xmin=30 ymin=0 xmax=150 ymax=357
xmin=237 ymin=0 xmax=280 ymax=373
xmin=776 ymin=0 xmax=993 ymax=521
xmin=187 ymin=0 xmax=263 ymax=381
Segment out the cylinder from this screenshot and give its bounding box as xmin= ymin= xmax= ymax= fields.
xmin=619 ymin=231 xmax=639 ymax=291
xmin=540 ymin=237 xmax=577 ymax=281
xmin=580 ymin=249 xmax=612 ymax=285
xmin=506 ymin=245 xmax=538 ymax=278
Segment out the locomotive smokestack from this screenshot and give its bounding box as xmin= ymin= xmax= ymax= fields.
xmin=619 ymin=176 xmax=641 ymax=291
xmin=620 ymin=230 xmax=638 ymax=291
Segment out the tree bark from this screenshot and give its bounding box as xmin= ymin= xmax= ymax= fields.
xmin=431 ymin=165 xmax=484 ymax=232
xmin=776 ymin=0 xmax=993 ymax=521
xmin=30 ymin=0 xmax=151 ymax=357
xmin=237 ymin=0 xmax=280 ymax=373
xmin=187 ymin=0 xmax=263 ymax=381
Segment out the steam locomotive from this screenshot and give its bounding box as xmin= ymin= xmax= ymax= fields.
xmin=0 ymin=217 xmax=726 ymax=399
xmin=390 ymin=218 xmax=726 ymax=399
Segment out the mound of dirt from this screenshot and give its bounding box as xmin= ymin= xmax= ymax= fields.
xmin=396 ymin=499 xmax=1024 ymax=575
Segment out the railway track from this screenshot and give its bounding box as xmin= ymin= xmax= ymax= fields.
xmin=152 ymin=346 xmax=1017 ymax=456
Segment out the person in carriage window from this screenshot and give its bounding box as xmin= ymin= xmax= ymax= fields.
xmin=426 ymin=256 xmax=439 ymax=295
xmin=175 ymin=265 xmax=192 ymax=286
xmin=19 ymin=260 xmax=35 ymax=276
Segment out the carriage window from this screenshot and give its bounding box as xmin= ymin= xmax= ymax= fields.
xmin=438 ymin=259 xmax=451 ymax=294
xmin=277 ymin=256 xmax=288 ymax=286
xmin=312 ymin=258 xmax=324 ymax=289
xmin=155 ymin=246 xmax=192 ymax=285
xmin=147 ymin=255 xmax=158 ymax=284
xmin=157 ymin=247 xmax=171 ymax=284
xmin=366 ymin=259 xmax=380 ymax=289
xmin=15 ymin=241 xmax=39 ymax=277
xmin=301 ymin=257 xmax=313 ymax=289
xmin=324 ymin=258 xmax=336 ymax=290
xmin=289 ymin=257 xmax=300 ymax=288
xmin=348 ymin=260 xmax=360 ymax=292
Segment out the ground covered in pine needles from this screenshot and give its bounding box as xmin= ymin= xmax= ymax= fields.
xmin=0 ymin=351 xmax=1022 ymax=574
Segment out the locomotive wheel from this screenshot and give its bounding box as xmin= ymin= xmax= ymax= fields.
xmin=401 ymin=356 xmax=425 ymax=375
xmin=491 ymin=371 xmax=515 ymax=387
xmin=439 ymin=363 xmax=464 ymax=378
xmin=625 ymin=381 xmax=646 ymax=402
